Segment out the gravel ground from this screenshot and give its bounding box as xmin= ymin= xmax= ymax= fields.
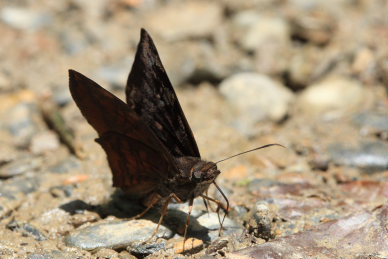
xmin=0 ymin=0 xmax=387 ymax=258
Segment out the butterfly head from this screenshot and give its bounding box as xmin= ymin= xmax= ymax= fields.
xmin=191 ymin=161 xmax=220 ymax=184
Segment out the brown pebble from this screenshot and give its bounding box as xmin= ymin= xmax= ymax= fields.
xmin=63 ymin=174 xmax=89 ymax=185
xmin=174 ymin=238 xmax=203 ymax=254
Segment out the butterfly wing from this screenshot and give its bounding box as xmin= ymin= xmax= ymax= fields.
xmin=125 ymin=29 xmax=200 ymax=158
xmin=69 ymin=70 xmax=178 ymax=193
xmin=96 ymin=132 xmax=169 ymax=197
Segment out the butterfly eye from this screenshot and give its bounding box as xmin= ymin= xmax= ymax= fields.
xmin=193 ymin=171 xmax=202 ymax=179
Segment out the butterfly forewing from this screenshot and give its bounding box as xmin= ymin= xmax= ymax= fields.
xmin=69 ymin=70 xmax=178 ymax=189
xmin=125 ymin=29 xmax=200 ymax=158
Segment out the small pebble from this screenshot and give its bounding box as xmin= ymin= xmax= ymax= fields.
xmin=69 ymin=211 xmax=100 ymax=227
xmin=244 ymin=202 xmax=274 ymax=240
xmin=128 ymin=241 xmax=166 ymax=257
xmin=7 ymin=220 xmax=47 ymax=241
xmin=4 ymin=102 xmax=38 ymax=146
xmin=290 ymin=11 xmax=336 ymax=45
xmin=49 ymin=185 xmax=74 ymax=198
xmin=206 ymin=238 xmax=228 ymax=255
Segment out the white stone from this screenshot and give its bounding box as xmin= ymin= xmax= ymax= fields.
xmin=297 ymin=77 xmax=365 ymax=116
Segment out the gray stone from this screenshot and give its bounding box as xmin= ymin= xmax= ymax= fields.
xmin=0 ymin=175 xmax=40 ymax=198
xmin=219 ymin=73 xmax=294 ymax=135
xmin=328 ymin=141 xmax=388 ymax=173
xmin=0 ymin=156 xmax=42 ymax=178
xmin=353 ymin=112 xmax=388 ymax=132
xmin=4 ymin=102 xmax=38 ymax=145
xmin=193 ymin=212 xmax=239 ymax=232
xmin=0 ymin=175 xmax=41 ymax=218
xmin=49 ymin=156 xmax=81 ymax=174
xmin=65 ymin=220 xmax=173 ymax=250
xmin=297 ymin=77 xmax=365 ymax=117
xmin=128 ymin=241 xmax=166 ymax=257
xmin=7 ymin=220 xmax=47 ymax=241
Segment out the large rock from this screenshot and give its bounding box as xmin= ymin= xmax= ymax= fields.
xmin=227 ymin=206 xmax=388 ymax=259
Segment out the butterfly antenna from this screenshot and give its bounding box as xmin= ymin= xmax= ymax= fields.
xmin=215 ymin=143 xmax=285 ymax=164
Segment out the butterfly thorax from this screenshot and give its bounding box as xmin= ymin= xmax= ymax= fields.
xmin=160 ymin=157 xmax=220 ymax=202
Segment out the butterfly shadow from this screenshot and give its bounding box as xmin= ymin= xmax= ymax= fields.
xmin=59 ymin=190 xmax=212 ymax=242
xmin=108 ymin=190 xmax=213 ymax=242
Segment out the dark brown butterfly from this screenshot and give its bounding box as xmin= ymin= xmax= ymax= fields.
xmin=69 ymin=29 xmax=280 ymax=241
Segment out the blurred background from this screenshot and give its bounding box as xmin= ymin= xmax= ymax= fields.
xmin=0 ymin=0 xmax=387 ymax=258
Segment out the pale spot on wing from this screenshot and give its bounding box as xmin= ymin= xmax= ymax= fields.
xmin=155 ymin=121 xmax=163 ymax=130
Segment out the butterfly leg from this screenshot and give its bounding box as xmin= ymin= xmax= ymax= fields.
xmin=199 ymin=195 xmax=228 ymax=214
xmin=200 ymin=192 xmax=229 ymax=236
xmin=213 ymin=181 xmax=230 ymax=235
xmin=202 ymin=197 xmax=209 ymax=214
xmin=146 ymin=193 xmax=175 ymax=242
xmin=130 ymin=194 xmax=162 ymax=220
xmin=182 ymin=196 xmax=194 ymax=252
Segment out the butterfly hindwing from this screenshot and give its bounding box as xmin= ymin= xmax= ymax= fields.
xmin=125 ymin=29 xmax=200 ymax=158
xmin=69 ymin=70 xmax=178 ymax=188
xmin=96 ymin=132 xmax=171 ymax=196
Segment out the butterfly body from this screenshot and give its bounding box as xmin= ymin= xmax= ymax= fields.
xmin=166 ymin=157 xmax=220 ymax=202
